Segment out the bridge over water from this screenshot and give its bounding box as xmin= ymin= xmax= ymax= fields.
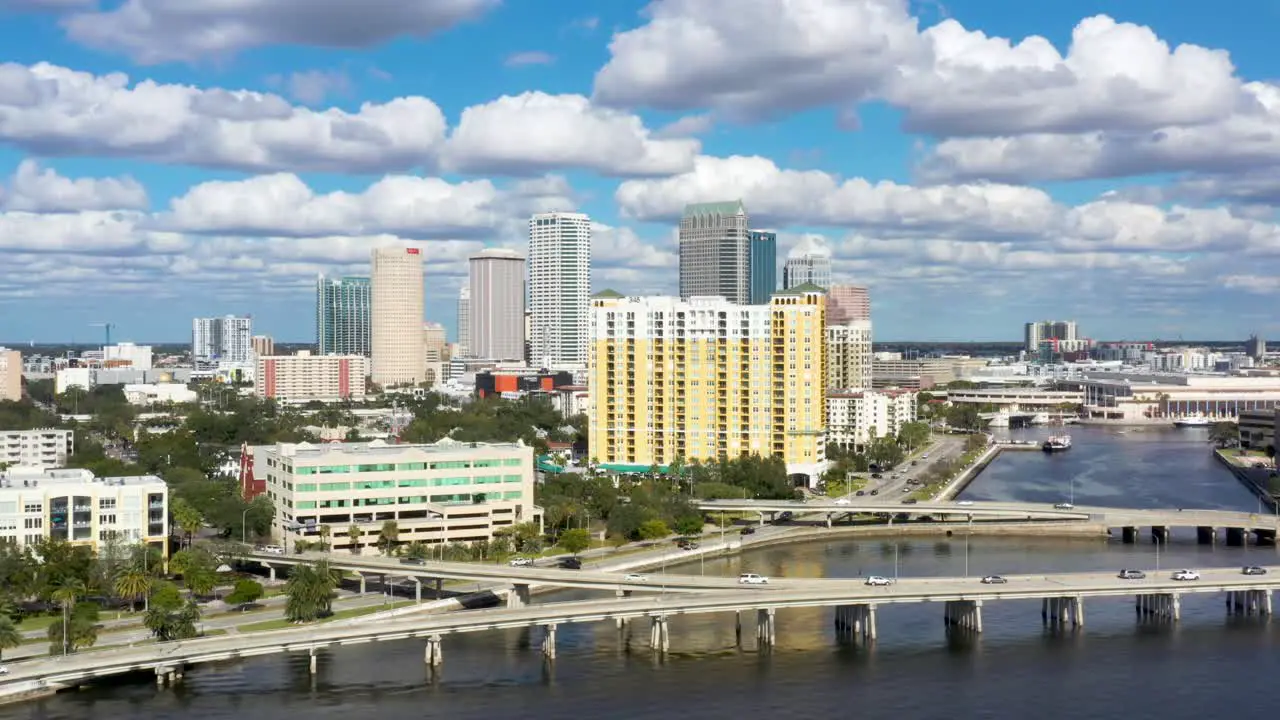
xmin=3 ymin=565 xmax=1278 ymax=700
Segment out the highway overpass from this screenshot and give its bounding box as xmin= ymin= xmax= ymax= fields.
xmin=697 ymin=499 xmax=1280 ymax=536
xmin=3 ymin=565 xmax=1279 ymax=698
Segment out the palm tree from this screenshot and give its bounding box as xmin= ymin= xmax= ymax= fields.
xmin=0 ymin=616 xmax=19 ymax=661
xmin=171 ymin=499 xmax=204 ymax=550
xmin=284 ymin=559 xmax=339 ymax=623
xmin=318 ymin=524 xmax=332 ymax=552
xmin=346 ymin=524 xmax=362 ymax=554
xmin=114 ymin=568 xmax=153 ymax=612
xmin=377 ymin=520 xmax=400 ymax=556
xmin=51 ymin=579 xmax=86 ymax=657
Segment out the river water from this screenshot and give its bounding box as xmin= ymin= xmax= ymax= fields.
xmin=10 ymin=425 xmax=1278 ymax=720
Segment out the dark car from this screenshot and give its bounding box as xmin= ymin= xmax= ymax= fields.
xmin=870 ymin=489 xmax=879 ymax=496
xmin=855 ymin=490 xmax=865 ymax=496
xmin=1243 ymin=565 xmax=1268 ymax=576
xmin=399 ymin=557 xmax=426 ymax=566
xmin=901 ymin=498 xmax=919 ymax=505
xmin=559 ymin=557 xmax=582 ymax=570
xmin=871 ymin=473 xmax=883 ymax=479
xmin=740 ymin=526 xmax=756 ymax=536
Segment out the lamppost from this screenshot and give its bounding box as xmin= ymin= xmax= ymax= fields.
xmin=241 ymin=507 xmax=251 ymax=545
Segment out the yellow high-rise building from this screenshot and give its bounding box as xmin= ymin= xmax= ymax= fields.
xmin=588 ymin=285 xmax=828 ymax=486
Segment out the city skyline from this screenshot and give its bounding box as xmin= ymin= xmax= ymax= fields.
xmin=1 ymin=1 xmax=1279 ymax=343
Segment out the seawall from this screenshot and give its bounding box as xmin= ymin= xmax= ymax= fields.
xmin=933 ymin=442 xmax=1002 ymax=501
xmin=1213 ymin=449 xmax=1279 ymax=513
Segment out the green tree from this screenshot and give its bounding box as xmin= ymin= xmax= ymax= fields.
xmin=897 ymin=421 xmax=931 ymax=451
xmin=1209 ymin=421 xmax=1239 ymax=449
xmin=114 ymin=568 xmax=153 ymax=612
xmin=47 ymin=603 xmax=98 ymax=656
xmin=376 ymin=520 xmax=400 ymax=556
xmin=170 ymin=497 xmax=204 ymax=549
xmin=225 ymin=579 xmax=264 ymax=610
xmin=557 ymin=528 xmax=590 ymax=556
xmin=637 ymin=519 xmax=671 ymax=541
xmin=346 ymin=524 xmax=363 ymax=554
xmin=673 ymin=515 xmax=705 ymax=537
xmin=0 ymin=615 xmax=19 ymax=660
xmin=284 ymin=559 xmax=339 ymax=623
xmin=144 ymin=581 xmax=201 ymax=642
xmin=405 ymin=541 xmax=430 ymax=561
xmin=317 ymin=524 xmax=331 ymax=552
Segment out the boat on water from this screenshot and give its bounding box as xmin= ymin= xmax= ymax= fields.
xmin=1042 ymin=435 xmax=1072 ymax=452
xmin=1173 ymin=414 xmax=1211 ymax=427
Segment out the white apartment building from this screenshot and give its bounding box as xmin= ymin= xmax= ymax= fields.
xmin=0 ymin=429 xmax=74 ymax=469
xmin=0 ymin=467 xmax=168 ymax=552
xmin=457 ymin=286 xmax=471 ymax=357
xmin=827 ymin=320 xmax=873 ymax=390
xmin=469 ymin=248 xmax=526 ymax=361
xmin=528 ymin=212 xmax=591 ymax=367
xmin=122 ymin=383 xmax=199 ymax=406
xmin=370 ymin=246 xmax=426 ymax=387
xmin=253 ymin=438 xmax=540 ymax=552
xmin=193 ymin=316 xmax=253 ymax=364
xmin=256 ymin=351 xmax=369 ymax=403
xmin=103 ymin=342 xmax=153 ymax=370
xmin=0 ymin=348 xmax=19 ymax=402
xmin=826 ymin=390 xmax=918 ymax=451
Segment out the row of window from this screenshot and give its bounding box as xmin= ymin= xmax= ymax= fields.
xmin=291 ymin=475 xmax=523 ymax=493
xmin=292 ymin=491 xmax=522 ymax=510
xmin=289 ymin=458 xmax=523 ymax=475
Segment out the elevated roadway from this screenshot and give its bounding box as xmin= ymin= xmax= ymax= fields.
xmin=5 ymin=565 xmax=1280 ymax=694
xmin=697 ymin=499 xmax=1280 ymax=533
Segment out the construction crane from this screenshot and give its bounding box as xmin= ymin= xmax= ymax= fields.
xmin=89 ymin=322 xmax=115 ymax=348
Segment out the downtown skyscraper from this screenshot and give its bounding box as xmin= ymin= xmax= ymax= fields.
xmin=468 ymin=248 xmax=526 ymax=361
xmin=748 ymin=230 xmax=777 ymax=304
xmin=528 ymin=211 xmax=591 ymax=367
xmin=782 ymin=235 xmax=833 ymax=290
xmin=370 ymin=246 xmax=425 ymax=387
xmin=192 ymin=315 xmax=252 ymax=364
xmin=315 ymin=275 xmax=371 ymax=356
xmin=678 ymin=200 xmax=750 ymax=304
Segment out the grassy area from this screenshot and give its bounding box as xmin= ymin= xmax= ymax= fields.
xmin=239 ymin=600 xmax=415 ymax=633
xmin=826 ymin=476 xmax=867 ymax=497
xmin=16 ymin=615 xmax=60 ymax=633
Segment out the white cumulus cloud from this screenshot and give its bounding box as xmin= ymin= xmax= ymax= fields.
xmin=2 ymin=160 xmax=148 ymax=212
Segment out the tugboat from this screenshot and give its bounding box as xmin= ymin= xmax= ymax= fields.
xmin=1042 ymin=435 xmax=1072 ymax=453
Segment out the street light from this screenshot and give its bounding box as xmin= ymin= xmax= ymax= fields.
xmin=241 ymin=507 xmax=251 ymax=545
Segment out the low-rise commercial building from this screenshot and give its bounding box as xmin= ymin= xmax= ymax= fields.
xmin=253 ymin=438 xmax=540 ymax=553
xmin=123 ymin=383 xmax=199 ymax=406
xmin=1239 ymin=408 xmax=1279 ymax=450
xmin=826 ymin=390 xmax=918 ymax=451
xmin=1081 ymin=373 xmax=1280 ymax=421
xmin=0 ymin=467 xmax=167 ymax=551
xmin=872 ymin=356 xmax=989 ymax=388
xmin=0 ymin=429 xmax=74 ymax=468
xmin=474 ymin=369 xmax=575 ymax=399
xmin=255 ymin=351 xmax=369 ymax=403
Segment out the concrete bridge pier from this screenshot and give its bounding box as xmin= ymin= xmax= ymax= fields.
xmin=266 ymin=564 xmax=277 ymax=583
xmin=1227 ymin=589 xmax=1272 ymax=616
xmin=616 ymin=589 xmax=632 ymax=630
xmin=1151 ymin=526 xmax=1170 ymax=544
xmin=308 ymin=647 xmax=318 ymax=675
xmin=1042 ymin=597 xmax=1083 ymax=627
xmin=944 ymin=600 xmax=983 ymax=633
xmin=756 ymin=608 xmax=776 ymax=649
xmin=1226 ymin=527 xmax=1247 ymax=546
xmin=1136 ymin=593 xmax=1180 ymax=622
xmin=542 ymin=624 xmax=558 ymax=659
xmin=826 ymin=514 xmax=833 ymax=529
xmin=1121 ymin=527 xmax=1138 ymax=544
xmin=834 ymin=604 xmax=877 ymax=642
xmin=354 ymin=572 xmax=366 ymax=594
xmin=1197 ymin=526 xmax=1216 ymax=545
xmin=413 ymin=578 xmax=421 ymax=603
xmin=435 ymin=578 xmax=444 ymax=597
xmin=424 ymin=634 xmax=443 ymax=667
xmin=649 ymin=616 xmax=670 ymax=653
xmin=507 ymin=583 xmax=531 ymax=609
xmin=1254 ymin=529 xmax=1276 ymax=546
xmin=155 ymin=665 xmax=183 ymax=687
xmin=735 ymin=611 xmax=742 ymax=647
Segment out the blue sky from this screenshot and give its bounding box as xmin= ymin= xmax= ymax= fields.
xmin=1 ymin=0 xmax=1278 ymax=345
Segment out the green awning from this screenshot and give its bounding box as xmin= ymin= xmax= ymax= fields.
xmin=598 ymin=463 xmax=668 ymax=474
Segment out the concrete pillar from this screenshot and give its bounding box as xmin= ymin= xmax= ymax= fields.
xmin=357 ymin=573 xmax=366 ymax=594
xmin=414 ymin=578 xmax=422 ymax=603
xmin=1227 ymin=527 xmax=1246 ymax=546
xmin=866 ymin=604 xmax=878 ymax=641
xmin=1151 ymin=526 xmax=1169 ymax=543
xmin=826 ymin=514 xmax=833 ymax=529
xmin=508 ymin=583 xmax=531 ymax=609
xmin=156 ymin=667 xmax=166 ymax=687
xmin=1073 ymin=596 xmax=1085 ymax=627
xmin=735 ymin=611 xmax=742 ymax=647
xmin=268 ymin=566 xmax=277 ymax=582
xmin=542 ymin=624 xmax=558 ymax=659
xmin=972 ymin=600 xmax=984 ymax=633
xmin=435 ymin=578 xmax=444 ymax=597
xmin=1265 ymin=590 xmax=1274 ymax=616
xmin=424 ymin=635 xmax=443 ymax=667
xmin=1121 ymin=527 xmax=1138 ymax=544
xmin=1171 ymin=593 xmax=1181 ymax=622
xmin=309 ymin=648 xmax=317 ymax=675
xmin=649 ymin=616 xmax=669 ymax=653
xmin=1197 ymin=526 xmax=1216 ymax=544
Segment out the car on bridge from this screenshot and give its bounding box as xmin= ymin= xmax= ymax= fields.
xmin=738 ymin=573 xmax=769 ymax=585
xmin=980 ymin=575 xmax=1008 ymax=584
xmin=957 ymin=500 xmax=973 ymax=506
xmin=1243 ymin=566 xmax=1268 ymax=575
xmin=623 ymin=573 xmax=649 ymax=582
xmin=1054 ymin=503 xmax=1075 ymax=510
xmin=1172 ymin=569 xmax=1200 ymax=581
xmin=834 ymin=498 xmax=852 ymax=505
xmin=865 ymin=575 xmax=893 ymax=586
xmin=1118 ymin=569 xmax=1146 ymax=579
xmin=509 ymin=557 xmax=534 ymax=567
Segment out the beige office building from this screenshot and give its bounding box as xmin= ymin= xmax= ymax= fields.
xmin=469 ymin=248 xmax=526 ymax=361
xmin=256 ymin=351 xmax=369 ymax=403
xmin=0 ymin=467 xmax=168 ymax=553
xmin=0 ymin=348 xmax=19 ymax=402
xmin=370 ymin=247 xmax=425 ymax=387
xmin=827 ymin=285 xmax=871 ymax=323
xmin=253 ymin=438 xmax=540 ymax=553
xmin=827 ymin=319 xmax=873 ymax=390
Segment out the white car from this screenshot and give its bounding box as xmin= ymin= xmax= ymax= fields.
xmin=1172 ymin=569 xmax=1200 ymax=581
xmin=261 ymin=545 xmax=285 ymax=555
xmin=834 ymin=498 xmax=852 ymax=506
xmin=957 ymin=500 xmax=973 ymax=506
xmin=865 ymin=575 xmax=893 ymax=586
xmin=508 ymin=557 xmax=533 ymax=567
xmin=738 ymin=573 xmax=770 ymax=585
xmin=0 ymin=666 xmax=8 ymax=675
xmin=623 ymin=573 xmax=649 ymax=582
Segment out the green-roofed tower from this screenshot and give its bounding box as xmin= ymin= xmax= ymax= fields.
xmin=679 ymin=199 xmax=750 ymax=304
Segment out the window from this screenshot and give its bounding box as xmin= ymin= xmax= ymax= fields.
xmin=397 ymin=479 xmax=428 ymax=488
xmin=472 ymin=459 xmax=501 ymax=468
xmin=356 ymin=464 xmax=395 ymax=473
xmin=23 ymin=503 xmax=41 ymax=514
xmin=295 ymin=467 xmax=317 ymax=475
xmin=98 ymin=498 xmax=116 ymax=510
xmin=24 ymin=518 xmax=42 ymax=529
xmin=396 ymin=462 xmax=426 ymax=471
xmin=295 ymin=483 xmax=317 ymax=493
xmin=502 ymin=491 xmax=523 ymax=500
xmin=319 ymin=482 xmax=352 ymax=492
xmin=429 ymin=461 xmax=470 ymax=470
xmin=318 ymin=466 xmax=350 ymax=474
xmin=99 ymin=514 xmax=117 ymax=525
xmin=296 ymin=501 xmax=317 ymax=510
xmin=502 ymin=475 xmax=523 ymax=484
